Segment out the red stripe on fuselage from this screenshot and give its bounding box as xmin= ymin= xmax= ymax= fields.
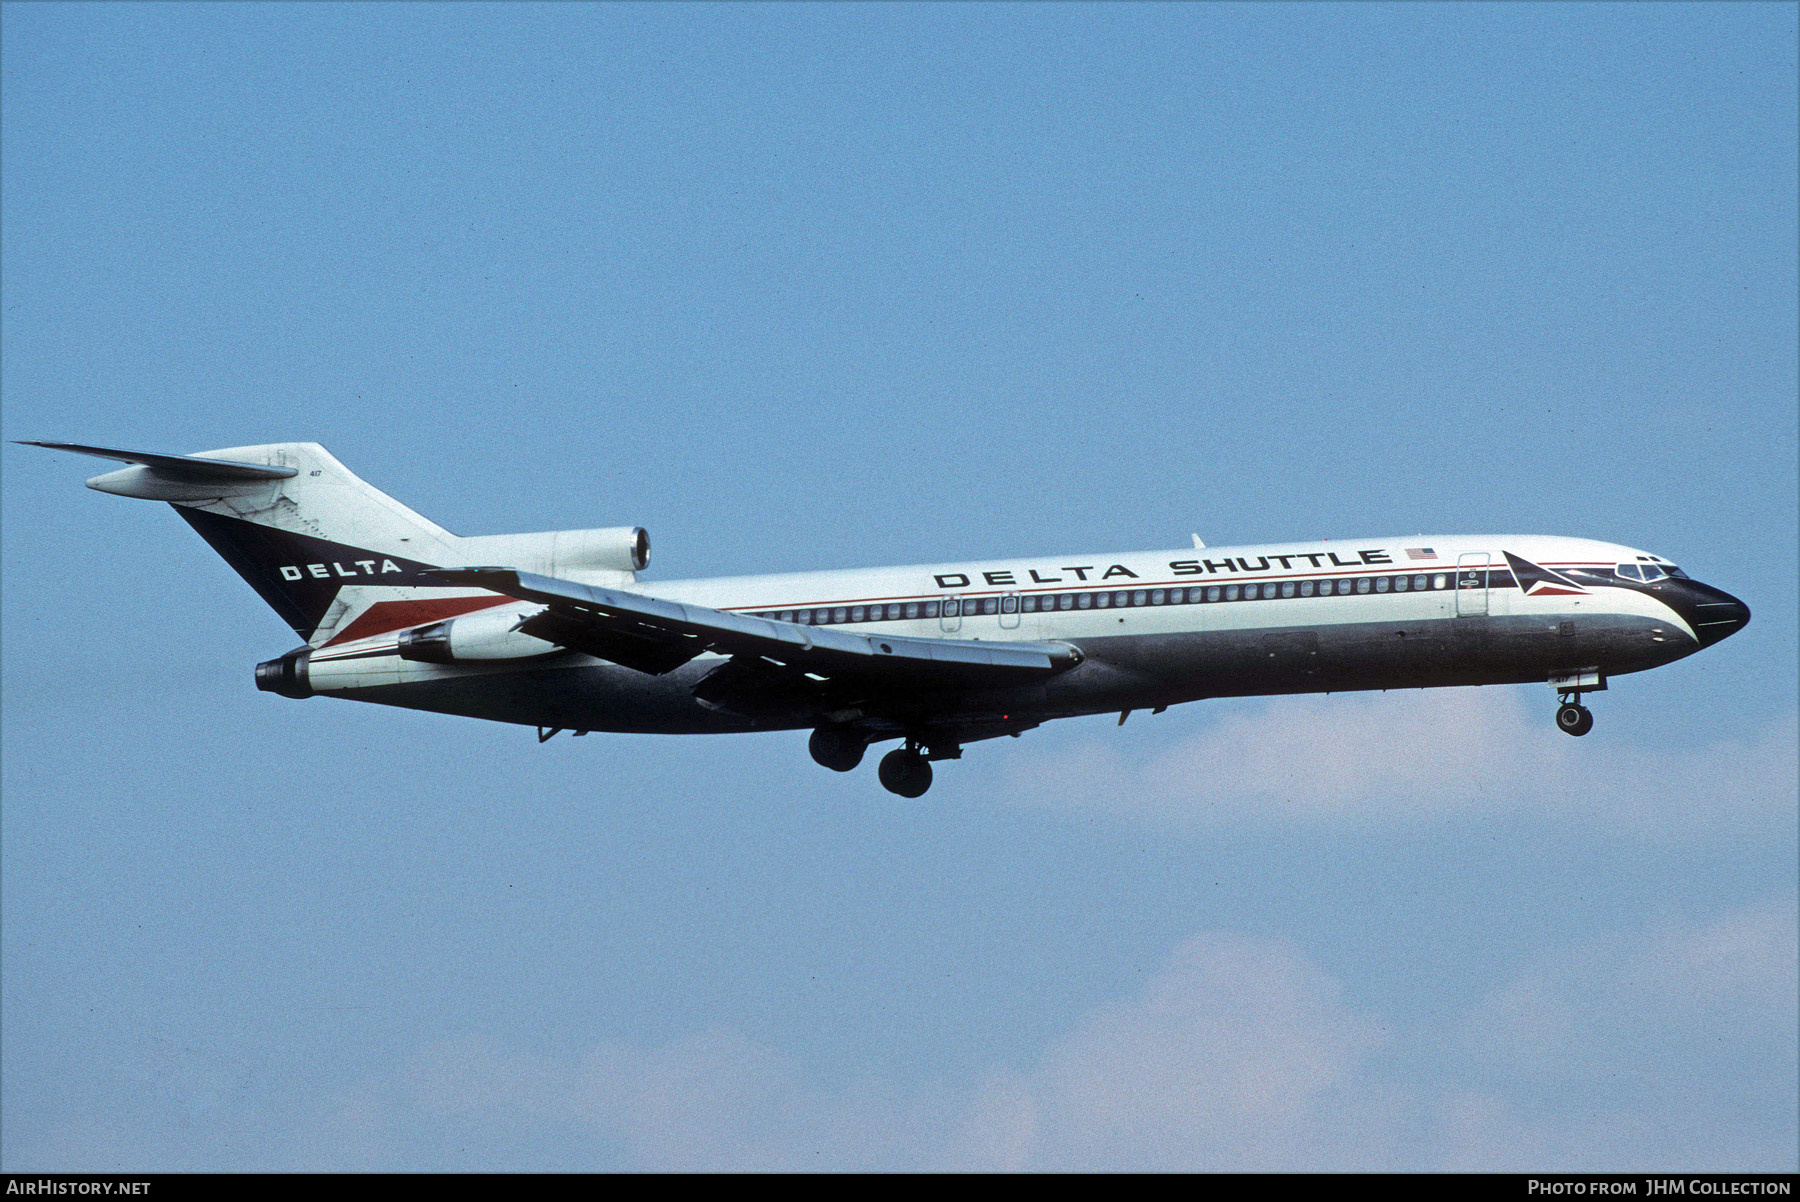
xmin=322 ymin=595 xmax=513 ymax=646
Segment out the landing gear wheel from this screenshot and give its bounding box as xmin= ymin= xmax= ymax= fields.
xmin=878 ymin=748 xmax=933 ymax=797
xmin=809 ymin=726 xmax=865 ymax=772
xmin=1556 ymin=702 xmax=1594 ymax=737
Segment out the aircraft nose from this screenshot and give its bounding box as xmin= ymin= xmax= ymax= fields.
xmin=1690 ymin=587 xmax=1750 ymax=648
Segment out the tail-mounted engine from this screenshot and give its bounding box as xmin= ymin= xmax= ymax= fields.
xmin=454 ymin=526 xmax=649 ymax=576
xmin=255 ymin=646 xmax=314 ymax=698
xmin=395 ymin=607 xmax=563 ymax=664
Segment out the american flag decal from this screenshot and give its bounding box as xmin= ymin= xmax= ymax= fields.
xmin=1405 ymin=547 xmax=1438 ymax=560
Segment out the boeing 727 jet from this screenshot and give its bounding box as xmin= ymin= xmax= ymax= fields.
xmin=28 ymin=441 xmax=1751 ymax=796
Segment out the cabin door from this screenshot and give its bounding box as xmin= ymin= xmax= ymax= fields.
xmin=999 ymin=592 xmax=1021 ymax=629
xmin=1456 ymin=552 xmax=1490 ymax=617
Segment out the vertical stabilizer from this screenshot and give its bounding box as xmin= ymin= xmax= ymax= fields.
xmin=31 ymin=441 xmax=644 ymax=647
xmin=31 ymin=442 xmax=472 ymax=642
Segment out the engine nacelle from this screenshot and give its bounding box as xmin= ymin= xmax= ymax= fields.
xmin=396 ymin=607 xmax=563 ymax=664
xmin=454 ymin=526 xmax=649 ymax=576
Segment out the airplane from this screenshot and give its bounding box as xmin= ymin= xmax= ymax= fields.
xmin=26 ymin=440 xmax=1751 ymax=797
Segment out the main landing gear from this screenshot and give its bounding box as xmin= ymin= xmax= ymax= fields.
xmin=877 ymin=747 xmax=933 ymax=798
xmin=809 ymin=726 xmax=949 ymax=796
xmin=808 ymin=726 xmax=866 ymax=772
xmin=1555 ymin=697 xmax=1595 ymax=737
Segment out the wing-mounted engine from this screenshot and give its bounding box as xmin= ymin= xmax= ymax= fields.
xmin=395 ymin=606 xmax=563 ymax=664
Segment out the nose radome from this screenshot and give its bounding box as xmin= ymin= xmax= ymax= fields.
xmin=1692 ymin=588 xmax=1750 ymax=647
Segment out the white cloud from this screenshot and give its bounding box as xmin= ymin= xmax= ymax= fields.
xmin=1017 ymin=933 xmax=1392 ymax=1171
xmin=1457 ymin=897 xmax=1799 ymax=1083
xmin=993 ymin=689 xmax=1797 ymax=838
xmin=323 ymin=899 xmax=1796 ymax=1171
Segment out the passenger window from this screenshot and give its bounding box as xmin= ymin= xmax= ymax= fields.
xmin=1132 ymin=590 xmax=1147 ymax=606
xmin=1150 ymin=589 xmax=1165 ymax=605
xmin=941 ymin=600 xmax=958 ymax=618
xmin=980 ymin=598 xmax=995 ymax=614
xmin=1375 ymin=576 xmax=1390 ymax=593
xmin=1095 ymin=591 xmax=1111 ymax=608
xmin=905 ymin=603 xmax=919 ymax=619
xmin=923 ymin=601 xmax=939 ymax=618
xmin=1393 ymin=576 xmax=1408 ymax=592
xmin=1001 ymin=595 xmax=1018 ymax=614
xmin=1076 ymin=593 xmax=1092 ymax=609
xmin=1225 ymin=585 xmax=1239 ymax=601
xmin=1059 ymin=594 xmax=1074 ymax=610
xmin=1431 ymin=574 xmax=1447 ymax=590
xmin=1299 ymin=580 xmax=1314 ymax=597
xmin=1206 ymin=586 xmax=1221 ymax=602
xmin=1279 ymin=581 xmax=1294 ymax=598
xmin=850 ymin=606 xmax=865 ymax=622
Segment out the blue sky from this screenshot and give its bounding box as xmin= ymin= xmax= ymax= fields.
xmin=3 ymin=2 xmax=1794 ymax=1171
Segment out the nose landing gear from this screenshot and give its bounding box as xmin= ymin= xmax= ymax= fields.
xmin=1555 ymin=699 xmax=1594 ymax=736
xmin=1549 ymin=669 xmax=1604 ymax=737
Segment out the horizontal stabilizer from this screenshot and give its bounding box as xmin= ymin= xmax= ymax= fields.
xmin=19 ymin=441 xmax=299 ymax=481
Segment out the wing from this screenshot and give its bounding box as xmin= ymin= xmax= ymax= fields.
xmin=426 ymin=567 xmax=1081 ymax=715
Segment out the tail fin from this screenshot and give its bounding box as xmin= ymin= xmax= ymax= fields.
xmin=31 ymin=441 xmax=650 ymax=645
xmin=28 ymin=441 xmax=466 ymax=642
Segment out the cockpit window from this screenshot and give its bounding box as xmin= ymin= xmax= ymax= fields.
xmin=1664 ymin=565 xmax=1689 ymax=579
xmin=1639 ymin=564 xmax=1668 ymax=582
xmin=1615 ymin=564 xmax=1643 ymax=581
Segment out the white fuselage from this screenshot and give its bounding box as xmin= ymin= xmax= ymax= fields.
xmin=301 ymin=532 xmax=1739 ymax=736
